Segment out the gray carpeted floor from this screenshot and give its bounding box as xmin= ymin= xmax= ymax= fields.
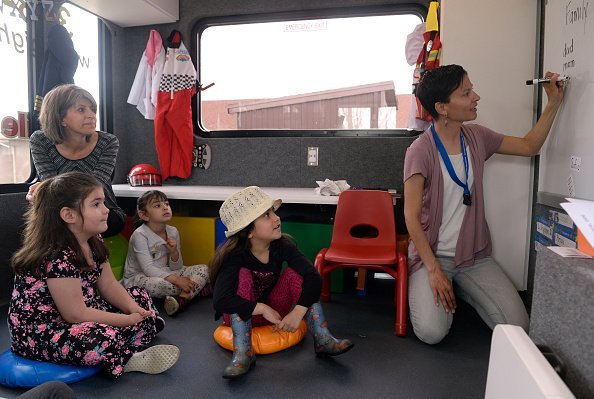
xmin=0 ymin=277 xmax=492 ymax=398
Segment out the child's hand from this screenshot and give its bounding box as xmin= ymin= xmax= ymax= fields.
xmin=255 ymin=303 xmax=282 ymax=326
xmin=165 ymin=238 xmax=178 ymax=254
xmin=165 ymin=238 xmax=180 ymax=262
xmin=127 ymin=312 xmax=145 ymax=325
xmin=276 ymin=305 xmax=307 ymax=332
xmin=174 ymin=276 xmax=198 ymax=293
xmin=128 ymin=304 xmax=152 ymax=318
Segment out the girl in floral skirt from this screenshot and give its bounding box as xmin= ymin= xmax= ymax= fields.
xmin=8 ymin=172 xmax=179 ymax=378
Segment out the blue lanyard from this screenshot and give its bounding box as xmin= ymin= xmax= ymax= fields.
xmin=431 ymin=124 xmax=472 ymax=206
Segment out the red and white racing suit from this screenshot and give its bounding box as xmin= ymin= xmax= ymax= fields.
xmin=154 ymin=37 xmax=196 ymax=180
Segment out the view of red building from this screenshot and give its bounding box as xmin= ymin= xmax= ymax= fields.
xmin=200 ymin=81 xmax=413 ymax=131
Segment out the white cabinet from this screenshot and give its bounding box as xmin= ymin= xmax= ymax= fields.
xmin=485 ymin=325 xmax=575 ymax=398
xmin=68 ymin=0 xmax=178 ymax=27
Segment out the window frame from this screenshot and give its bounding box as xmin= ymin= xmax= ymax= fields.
xmin=0 ymin=2 xmax=111 ymax=192
xmin=191 ymin=4 xmax=427 ymax=138
xmin=0 ymin=3 xmax=39 ymax=191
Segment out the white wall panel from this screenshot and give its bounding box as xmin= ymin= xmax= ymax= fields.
xmin=440 ymin=0 xmax=539 ymax=288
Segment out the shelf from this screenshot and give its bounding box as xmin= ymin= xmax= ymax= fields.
xmin=112 ymin=184 xmax=340 ymax=205
xmin=68 ymin=0 xmax=178 ymax=27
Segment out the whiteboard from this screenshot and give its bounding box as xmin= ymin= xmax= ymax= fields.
xmin=539 ymin=0 xmax=594 ymax=201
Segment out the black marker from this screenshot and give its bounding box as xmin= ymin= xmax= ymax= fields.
xmin=526 ymin=76 xmax=570 ymax=85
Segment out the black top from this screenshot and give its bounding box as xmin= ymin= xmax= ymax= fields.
xmin=38 ymin=25 xmax=78 ymax=96
xmin=212 ymin=238 xmax=322 ymax=321
xmin=29 ymin=130 xmax=126 ymax=226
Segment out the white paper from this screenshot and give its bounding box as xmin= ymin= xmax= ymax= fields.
xmin=314 ymin=179 xmax=350 ymax=196
xmin=547 ymin=246 xmax=592 ymax=258
xmin=560 ymin=198 xmax=594 ymax=248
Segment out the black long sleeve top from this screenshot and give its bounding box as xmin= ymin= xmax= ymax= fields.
xmin=29 ymin=130 xmax=126 ymax=224
xmin=212 ymin=238 xmax=322 ymax=321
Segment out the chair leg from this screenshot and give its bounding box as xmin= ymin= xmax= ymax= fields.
xmin=320 ymin=270 xmax=332 ymax=302
xmin=315 ymin=250 xmax=331 ymax=302
xmin=395 ymin=252 xmax=408 ymax=337
xmin=356 ymin=268 xmax=367 ymax=295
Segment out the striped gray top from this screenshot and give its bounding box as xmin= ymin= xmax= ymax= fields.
xmin=29 ymin=130 xmax=126 ymax=223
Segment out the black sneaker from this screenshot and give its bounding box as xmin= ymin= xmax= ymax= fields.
xmin=155 ymin=316 xmax=165 ymax=334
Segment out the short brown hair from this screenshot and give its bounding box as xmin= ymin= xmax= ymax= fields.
xmin=416 ymin=64 xmax=467 ymax=120
xmin=39 ymin=84 xmax=97 ymax=143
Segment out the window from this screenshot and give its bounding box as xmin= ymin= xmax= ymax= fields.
xmin=196 ymin=8 xmax=423 ymax=135
xmin=0 ymin=1 xmax=29 ymax=183
xmin=61 ymin=3 xmax=101 ymax=120
xmin=0 ymin=1 xmax=99 ymax=184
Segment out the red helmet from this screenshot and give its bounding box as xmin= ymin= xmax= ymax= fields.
xmin=127 ymin=164 xmax=162 ymax=187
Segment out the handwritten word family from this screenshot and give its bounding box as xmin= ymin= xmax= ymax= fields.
xmin=566 ymin=0 xmax=589 ymax=29
xmin=562 ymin=1 xmax=589 ymax=71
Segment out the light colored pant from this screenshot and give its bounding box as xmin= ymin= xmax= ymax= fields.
xmin=408 ymin=256 xmax=529 ymax=345
xmin=130 ymin=265 xmax=209 ymax=299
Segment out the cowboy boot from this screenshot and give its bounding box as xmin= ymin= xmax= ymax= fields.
xmin=305 ymin=302 xmax=354 ymax=356
xmin=222 ymin=314 xmax=256 ymax=379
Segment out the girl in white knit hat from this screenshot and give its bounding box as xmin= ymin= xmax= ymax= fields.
xmin=211 ymin=186 xmax=353 ymax=379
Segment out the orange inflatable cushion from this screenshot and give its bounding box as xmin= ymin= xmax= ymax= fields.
xmin=213 ymin=320 xmax=307 ymax=355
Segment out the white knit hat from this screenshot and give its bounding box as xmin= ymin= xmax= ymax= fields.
xmin=219 ymin=186 xmax=282 ymax=237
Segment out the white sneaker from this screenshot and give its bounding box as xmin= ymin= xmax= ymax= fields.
xmin=164 ymin=296 xmax=180 ymax=316
xmin=123 ymin=345 xmax=180 ymax=374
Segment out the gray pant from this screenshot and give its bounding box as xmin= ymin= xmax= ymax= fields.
xmin=128 ymin=265 xmax=209 ymax=299
xmin=408 ymin=256 xmax=529 ymax=344
xmin=17 ymin=381 xmax=76 ymax=399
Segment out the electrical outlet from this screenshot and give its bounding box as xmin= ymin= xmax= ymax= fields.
xmin=307 ymin=147 xmax=318 ymax=166
xmin=570 ymin=155 xmax=581 ymax=172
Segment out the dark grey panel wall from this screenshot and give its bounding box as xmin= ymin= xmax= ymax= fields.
xmin=170 ymin=136 xmax=415 ymax=189
xmin=109 ymin=0 xmax=427 ymax=194
xmin=531 ymin=248 xmax=594 ymax=398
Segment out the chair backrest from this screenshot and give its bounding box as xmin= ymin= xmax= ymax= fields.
xmin=0 ymin=192 xmax=27 ymax=301
xmin=330 ymin=190 xmax=396 ymax=248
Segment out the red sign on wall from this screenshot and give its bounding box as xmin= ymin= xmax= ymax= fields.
xmin=1 ymin=112 xmax=30 ymax=139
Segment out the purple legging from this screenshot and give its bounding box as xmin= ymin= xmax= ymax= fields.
xmin=223 ymin=267 xmax=303 ymax=327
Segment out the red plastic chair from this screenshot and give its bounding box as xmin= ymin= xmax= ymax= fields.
xmin=314 ymin=190 xmax=407 ymax=336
